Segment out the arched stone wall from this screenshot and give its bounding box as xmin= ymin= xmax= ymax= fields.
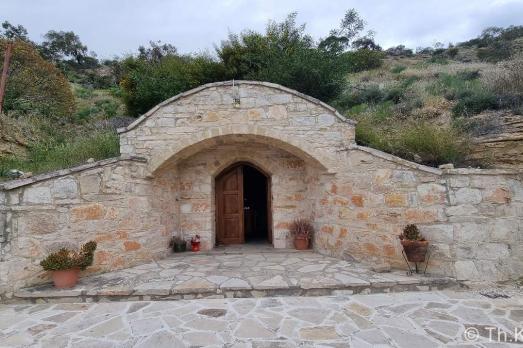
xmin=117 ymin=80 xmax=355 ymax=176
xmin=154 ymin=137 xmax=326 ymax=250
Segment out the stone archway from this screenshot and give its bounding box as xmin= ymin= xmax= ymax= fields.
xmin=153 ymin=134 xmax=327 ymax=250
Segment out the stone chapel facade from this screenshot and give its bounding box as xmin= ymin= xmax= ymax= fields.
xmin=1 ymin=81 xmax=522 ymax=298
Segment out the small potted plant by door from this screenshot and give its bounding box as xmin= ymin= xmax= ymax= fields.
xmin=169 ymin=237 xmax=187 ymax=252
xmin=191 ymin=235 xmax=201 ymax=252
xmin=40 ymin=241 xmax=97 ymax=289
xmin=399 ymin=224 xmax=428 ymax=262
xmin=289 ymin=219 xmax=314 ymax=250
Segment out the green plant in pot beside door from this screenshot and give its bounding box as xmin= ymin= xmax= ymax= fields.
xmin=399 ymin=224 xmax=428 ymax=262
xmin=289 ymin=219 xmax=314 ymax=250
xmin=40 ymin=241 xmax=97 ymax=289
xmin=169 ymin=236 xmax=187 ymax=252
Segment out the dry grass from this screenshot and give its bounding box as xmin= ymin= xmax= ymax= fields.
xmin=481 ymin=56 xmax=523 ymax=95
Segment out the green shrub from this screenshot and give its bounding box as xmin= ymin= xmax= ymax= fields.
xmin=344 ymin=49 xmax=385 ymax=72
xmin=428 ymin=72 xmax=498 ymax=116
xmin=452 ymin=90 xmax=498 ymax=116
xmin=447 ymin=47 xmax=459 ymax=58
xmin=456 ymin=70 xmax=480 ymax=81
xmin=354 ymin=118 xmax=389 ymax=150
xmin=74 ymin=106 xmax=93 ymax=121
xmin=120 ymin=54 xmax=226 ymax=116
xmin=391 ymin=65 xmax=407 ymax=74
xmin=401 ymin=224 xmax=422 ymax=241
xmin=370 ymin=101 xmax=395 ymax=120
xmin=400 ymin=76 xmax=420 ymax=87
xmin=427 ymin=56 xmax=448 ymax=64
xmin=355 ymin=120 xmax=468 ymax=166
xmin=395 ymin=123 xmax=468 ymax=165
xmin=1 ymin=39 xmax=75 ymax=119
xmin=347 ymin=103 xmax=368 ymax=116
xmin=384 ymin=86 xmax=405 ymax=103
xmin=94 ymin=99 xmax=119 ymax=118
xmin=477 ymin=42 xmax=512 ymax=62
xmin=334 ymin=85 xmax=379 ymax=109
xmin=0 ymin=131 xmax=119 ymax=178
xmin=74 ymin=86 xmax=94 ymax=99
xmin=40 ymin=241 xmax=97 ymax=271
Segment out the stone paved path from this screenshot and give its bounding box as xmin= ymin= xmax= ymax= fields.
xmin=1 ymin=290 xmax=522 ymax=347
xmin=16 ymin=249 xmax=455 ymax=302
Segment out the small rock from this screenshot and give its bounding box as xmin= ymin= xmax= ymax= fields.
xmin=438 ymin=163 xmax=454 ymax=169
xmin=371 ymin=263 xmax=391 ymax=273
xmin=7 ymin=169 xmax=24 ymax=178
xmin=86 ymin=158 xmax=95 ymax=163
xmin=197 ymin=308 xmax=227 ymax=317
xmin=299 ymin=326 xmax=339 ymax=340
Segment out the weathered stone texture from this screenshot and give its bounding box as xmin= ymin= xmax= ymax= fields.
xmin=0 ymin=81 xmax=522 ymax=297
xmin=0 ymin=159 xmax=171 ymax=297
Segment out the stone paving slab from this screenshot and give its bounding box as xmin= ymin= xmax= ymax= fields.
xmin=14 ymin=249 xmax=459 ymax=303
xmin=1 ymin=290 xmax=522 ymax=347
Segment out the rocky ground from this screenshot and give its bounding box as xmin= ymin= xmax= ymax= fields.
xmin=1 ymin=290 xmax=522 ymax=347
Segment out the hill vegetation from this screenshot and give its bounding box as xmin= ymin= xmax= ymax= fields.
xmin=0 ymin=12 xmax=522 ymax=179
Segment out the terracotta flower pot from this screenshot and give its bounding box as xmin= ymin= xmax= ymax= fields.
xmin=400 ymin=239 xmax=429 ymax=262
xmin=191 ymin=242 xmax=200 ymax=252
xmin=52 ymin=268 xmax=80 ymax=289
xmin=294 ymin=237 xmax=309 ymax=250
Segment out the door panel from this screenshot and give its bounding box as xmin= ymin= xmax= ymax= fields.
xmin=216 ymin=166 xmax=244 ymax=244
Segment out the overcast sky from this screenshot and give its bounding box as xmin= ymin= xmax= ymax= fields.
xmin=1 ymin=0 xmax=522 ymax=58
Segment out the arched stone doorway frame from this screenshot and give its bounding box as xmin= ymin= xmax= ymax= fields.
xmin=214 ymin=161 xmax=273 ymax=246
xmin=155 ymin=134 xmax=331 ymax=250
xmin=150 ymin=132 xmax=335 ymax=177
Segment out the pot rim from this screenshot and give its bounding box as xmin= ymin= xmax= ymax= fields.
xmin=400 ymin=239 xmax=429 ymax=245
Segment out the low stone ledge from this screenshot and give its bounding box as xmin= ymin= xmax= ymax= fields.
xmin=350 ymin=145 xmax=443 ymax=175
xmin=443 ymin=168 xmax=523 ymax=176
xmin=351 ymin=145 xmax=523 ymax=177
xmin=11 ymin=274 xmax=458 ymax=304
xmin=9 ymin=280 xmax=459 ymax=304
xmin=0 ymin=155 xmax=148 ymax=191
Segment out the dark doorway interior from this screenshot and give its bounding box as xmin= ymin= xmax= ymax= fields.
xmin=243 ymin=165 xmax=268 ymax=242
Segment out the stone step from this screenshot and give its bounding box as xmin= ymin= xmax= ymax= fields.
xmin=10 ymin=251 xmax=462 ymax=304
xmin=13 ymin=275 xmax=460 ymax=304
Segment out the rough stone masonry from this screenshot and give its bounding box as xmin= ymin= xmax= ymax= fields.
xmin=0 ymin=81 xmax=521 ymax=298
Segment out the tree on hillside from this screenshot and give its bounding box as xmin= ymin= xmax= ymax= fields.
xmin=318 ymin=9 xmax=364 ymax=53
xmin=120 ymin=53 xmax=226 ymax=116
xmin=0 ymin=39 xmax=75 ymax=119
xmin=0 ymin=21 xmax=30 ymax=42
xmin=121 ymin=9 xmax=384 ymax=115
xmin=40 ymin=30 xmax=89 ymax=65
xmin=138 ymin=41 xmax=178 ymax=63
xmin=352 ymin=36 xmax=382 ymax=51
xmin=217 ymin=11 xmax=375 ymax=101
xmin=385 ymin=45 xmax=413 ymax=57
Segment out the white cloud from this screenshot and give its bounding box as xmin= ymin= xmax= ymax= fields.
xmin=0 ymin=0 xmax=521 ymax=58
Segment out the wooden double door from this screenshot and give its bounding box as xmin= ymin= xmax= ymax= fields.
xmin=215 ymin=163 xmax=271 ymax=245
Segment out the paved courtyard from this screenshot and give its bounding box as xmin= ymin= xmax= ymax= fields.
xmin=1 ymin=290 xmax=522 ymax=347
xmin=16 ymin=248 xmax=455 ymax=302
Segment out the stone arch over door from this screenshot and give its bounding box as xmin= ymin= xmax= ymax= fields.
xmin=117 ymin=80 xmax=357 ymax=177
xmin=154 ymin=134 xmax=328 ymax=250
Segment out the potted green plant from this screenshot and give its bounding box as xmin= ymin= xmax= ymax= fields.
xmin=289 ymin=219 xmax=314 ymax=250
xmin=40 ymin=241 xmax=97 ymax=289
xmin=169 ymin=236 xmax=187 ymax=252
xmin=399 ymin=224 xmax=428 ymax=262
